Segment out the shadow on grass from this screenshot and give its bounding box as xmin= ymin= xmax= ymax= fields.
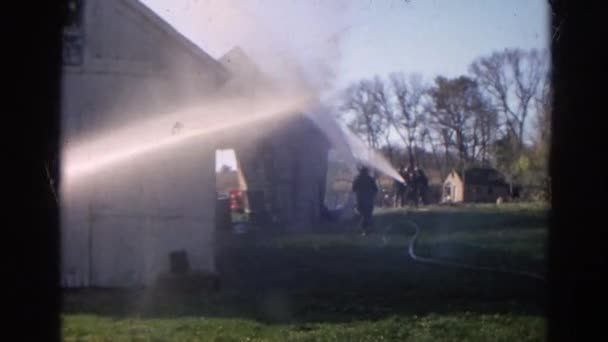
xmin=63 ymin=207 xmax=548 ymax=323
xmin=64 ymin=237 xmax=546 ymax=324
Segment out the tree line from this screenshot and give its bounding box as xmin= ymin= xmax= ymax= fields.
xmin=338 ymin=48 xmax=551 ymax=199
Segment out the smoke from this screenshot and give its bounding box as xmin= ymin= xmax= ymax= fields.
xmin=142 ymin=0 xmax=354 ymax=97
xmin=169 ymin=0 xmax=404 ymax=181
xmin=63 ymin=1 xmax=403 ymax=186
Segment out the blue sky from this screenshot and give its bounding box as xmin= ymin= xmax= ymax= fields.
xmin=338 ymin=0 xmax=549 ymax=86
xmin=142 ymin=0 xmax=549 ymax=88
xmin=140 ymin=0 xmax=550 ymax=170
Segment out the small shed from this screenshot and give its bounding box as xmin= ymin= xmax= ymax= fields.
xmin=442 ymin=167 xmax=510 ymax=203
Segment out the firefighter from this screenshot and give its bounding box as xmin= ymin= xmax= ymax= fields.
xmin=394 ymin=165 xmax=407 ymax=207
xmin=352 ymin=166 xmax=378 ymax=236
xmin=414 ymin=166 xmax=429 ymax=206
xmin=405 ymin=166 xmax=418 ymax=207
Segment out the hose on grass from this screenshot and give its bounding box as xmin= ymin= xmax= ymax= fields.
xmin=404 ymin=219 xmax=546 ymax=282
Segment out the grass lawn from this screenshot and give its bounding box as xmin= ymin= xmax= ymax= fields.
xmin=63 ymin=203 xmax=548 ymax=341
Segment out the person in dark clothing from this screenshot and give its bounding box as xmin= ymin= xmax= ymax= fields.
xmin=401 ymin=166 xmax=412 ymax=206
xmin=352 ymin=166 xmax=378 ymax=235
xmin=406 ymin=167 xmax=418 ymax=207
xmin=394 ymin=165 xmax=407 ymax=208
xmin=414 ymin=167 xmax=429 ymax=205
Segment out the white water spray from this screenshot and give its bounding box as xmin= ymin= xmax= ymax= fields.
xmin=305 ymin=107 xmax=404 ymax=183
xmin=340 ymin=126 xmax=405 ymax=183
xmin=63 ymin=84 xmax=405 ymax=188
xmin=63 ymin=92 xmax=311 ymax=184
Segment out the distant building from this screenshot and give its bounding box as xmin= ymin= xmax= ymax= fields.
xmin=442 ymin=167 xmax=510 ymax=203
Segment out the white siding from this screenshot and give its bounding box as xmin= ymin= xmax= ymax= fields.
xmin=61 ymin=0 xmax=223 ymax=287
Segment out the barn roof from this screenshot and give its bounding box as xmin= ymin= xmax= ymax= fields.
xmin=125 ymin=0 xmax=230 ymax=81
xmin=219 ymin=46 xmax=264 ymax=77
xmin=216 ymin=46 xmax=278 ymax=93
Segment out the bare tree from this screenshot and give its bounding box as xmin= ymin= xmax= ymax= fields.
xmin=388 ymin=72 xmax=427 ymax=168
xmin=472 ymin=100 xmax=499 ymax=166
xmin=419 ymin=127 xmax=447 ymax=176
xmin=427 ymin=76 xmax=494 ymax=168
xmin=437 ymin=127 xmax=456 ymax=170
xmin=341 ymin=78 xmax=388 ymax=149
xmin=469 ymin=48 xmax=548 ymax=151
xmin=369 ymin=76 xmax=396 ymax=158
xmin=534 ymin=71 xmax=552 ymax=149
xmin=531 ymin=72 xmax=552 ymax=198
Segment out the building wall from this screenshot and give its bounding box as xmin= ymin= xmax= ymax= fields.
xmin=227 ymin=113 xmax=329 ymax=228
xmin=61 ymin=0 xmax=225 ymax=287
xmin=62 ymin=0 xmax=227 ymax=139
xmin=463 ymin=184 xmax=510 ymax=203
xmin=443 ymin=172 xmax=464 ymax=203
xmin=287 ymin=117 xmax=329 ymax=227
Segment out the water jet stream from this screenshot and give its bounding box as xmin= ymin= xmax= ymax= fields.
xmin=63 ymin=94 xmax=310 ymax=184
xmin=62 ymin=93 xmax=404 ymax=190
xmin=306 ymin=108 xmax=404 ymax=183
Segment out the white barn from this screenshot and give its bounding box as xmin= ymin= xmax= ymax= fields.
xmin=60 ymin=0 xmax=342 ymax=289
xmin=60 ymin=0 xmax=230 ymax=288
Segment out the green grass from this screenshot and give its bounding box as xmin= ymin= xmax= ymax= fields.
xmin=63 ymin=203 xmax=548 ymax=341
xmin=404 ymin=204 xmax=548 ymax=275
xmin=63 ymin=314 xmax=544 ymax=342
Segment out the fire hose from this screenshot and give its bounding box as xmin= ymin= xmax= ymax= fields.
xmin=398 ymin=219 xmax=546 ymax=282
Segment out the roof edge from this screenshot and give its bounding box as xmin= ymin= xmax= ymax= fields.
xmin=120 ymin=0 xmax=230 ymax=80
